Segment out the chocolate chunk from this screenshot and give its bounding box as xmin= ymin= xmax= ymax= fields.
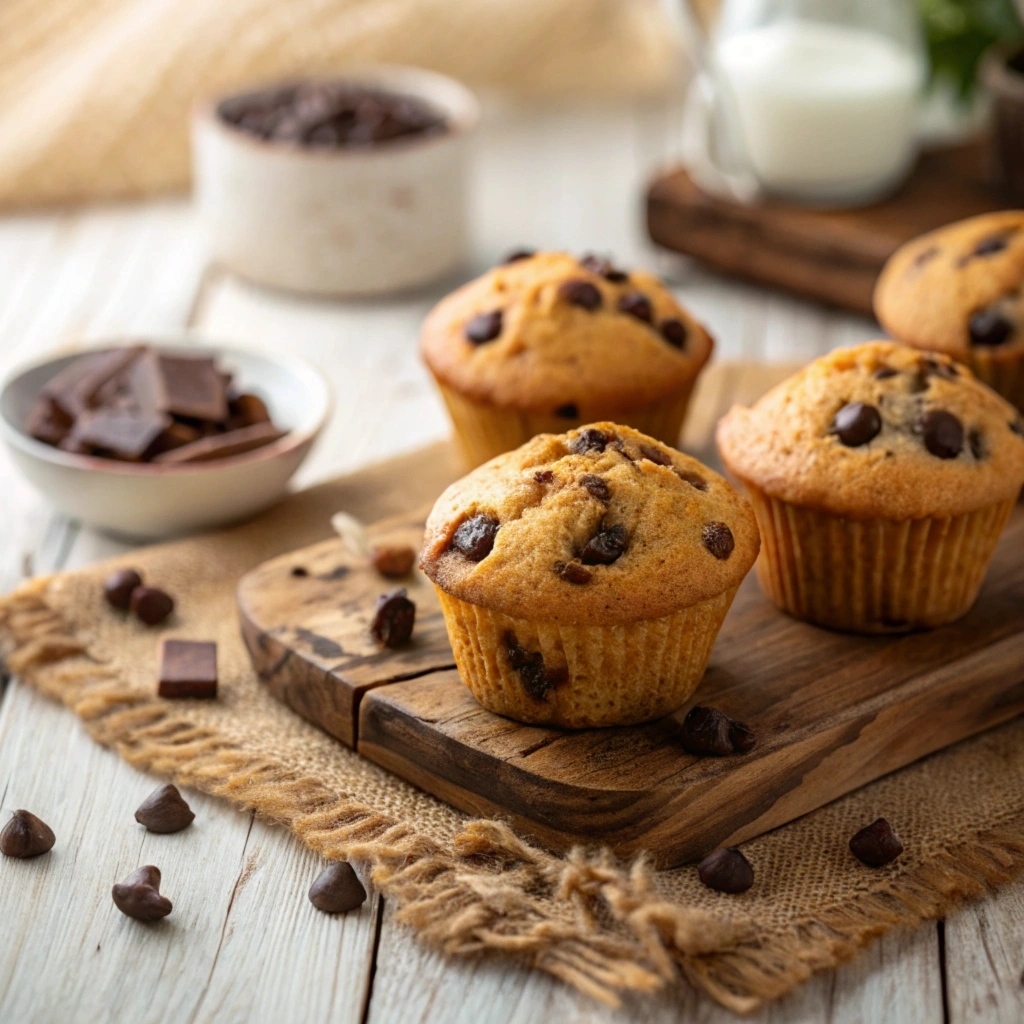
xmin=465 ymin=310 xmax=503 ymax=345
xmin=503 ymin=248 xmax=535 ymax=264
xmin=42 ymin=347 xmax=143 ymax=419
xmin=969 ymin=308 xmax=1014 ymax=347
xmin=698 ymin=848 xmax=754 ymax=893
xmin=0 ymin=810 xmax=56 ymax=858
xmin=874 ymin=367 xmax=899 ymax=380
xmin=370 ymin=544 xmax=416 ymax=577
xmin=849 ymin=818 xmax=904 ymax=867
xmin=969 ymin=428 xmax=986 ymax=461
xmin=557 ymin=561 xmax=592 ymax=584
xmin=581 ymin=524 xmax=628 ymax=565
xmin=25 ymin=396 xmax=74 ymax=446
xmin=61 ymin=409 xmax=173 ymax=461
xmin=570 ymin=428 xmax=609 ymax=454
xmin=580 ymin=254 xmax=628 ymax=282
xmin=702 ymin=522 xmax=734 ymax=560
xmin=503 ymin=631 xmax=567 ymax=700
xmin=832 ymin=402 xmax=881 ymax=447
xmin=676 ymin=469 xmax=708 ymax=491
xmin=680 ymin=705 xmax=755 ymax=756
xmin=451 ymin=515 xmax=499 ymax=561
xmin=660 ymin=319 xmax=688 ymax=349
xmin=920 ymin=409 xmax=964 ymax=459
xmin=104 ymin=568 xmax=143 ymax=610
xmin=112 ymin=865 xmax=173 ymax=922
xmin=309 ymin=861 xmax=367 ymax=913
xmin=131 ymin=587 xmax=175 ymax=626
xmin=146 ymin=420 xmax=203 ymax=458
xmin=921 ymin=356 xmax=957 ymax=379
xmin=228 ymin=392 xmax=271 ymax=428
xmin=158 ymin=640 xmax=218 ymax=698
xmin=151 ymin=422 xmax=285 ymax=464
xmin=558 ymin=279 xmax=602 ymax=311
xmin=135 ymin=784 xmax=195 ymax=833
xmin=617 ymin=292 xmax=653 ymax=323
xmin=371 ymin=589 xmax=415 ymax=647
xmin=554 ymin=403 xmax=578 ymax=419
xmin=145 ymin=353 xmax=230 ymax=422
xmin=533 ymin=469 xmax=554 ymax=484
xmin=580 ymin=474 xmax=610 ymax=501
xmin=639 ymin=443 xmax=672 ymax=466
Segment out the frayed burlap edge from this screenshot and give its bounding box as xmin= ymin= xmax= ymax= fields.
xmin=4 ymin=579 xmax=1024 ymax=1015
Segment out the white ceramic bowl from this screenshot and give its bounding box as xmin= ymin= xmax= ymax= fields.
xmin=192 ymin=66 xmax=480 ymax=296
xmin=0 ymin=340 xmax=331 ymax=539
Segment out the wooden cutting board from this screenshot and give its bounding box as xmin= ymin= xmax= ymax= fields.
xmin=237 ymin=364 xmax=1024 ymax=867
xmin=646 ymin=143 xmax=1004 ymax=315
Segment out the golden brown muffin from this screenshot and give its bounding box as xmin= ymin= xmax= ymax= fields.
xmin=874 ymin=211 xmax=1024 ymax=413
xmin=420 ymin=251 xmax=713 ymax=467
xmin=717 ymin=341 xmax=1024 ymax=633
xmin=421 ymin=422 xmax=758 ymax=727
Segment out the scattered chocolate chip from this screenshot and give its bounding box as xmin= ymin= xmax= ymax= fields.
xmin=554 ymin=403 xmax=579 ymax=419
xmin=580 ymin=474 xmax=610 ymax=501
xmin=874 ymin=367 xmax=899 ymax=380
xmin=702 ymin=522 xmax=734 ymax=560
xmin=558 ymin=279 xmax=602 ymax=311
xmin=309 ymin=861 xmax=367 ymax=914
xmin=680 ymin=706 xmax=755 ymax=756
xmin=969 ymin=428 xmax=986 ymax=461
xmin=451 ymin=515 xmax=500 ymax=561
xmin=581 ymin=524 xmax=628 ymax=565
xmin=832 ymin=402 xmax=882 ymax=447
xmin=0 ymin=810 xmax=55 ymax=858
xmin=570 ymin=428 xmax=609 ymax=454
xmin=134 ymin=784 xmax=195 ymax=834
xmin=557 ymin=561 xmax=592 ymax=584
xmin=660 ymin=319 xmax=688 ymax=349
xmin=580 ymin=254 xmax=628 ymax=282
xmin=503 ymin=631 xmax=568 ymax=700
xmin=465 ymin=310 xmax=503 ymax=345
xmin=676 ymin=469 xmax=708 ymax=491
xmin=112 ymin=865 xmax=172 ymax=922
xmin=698 ymin=848 xmax=754 ymax=894
xmin=104 ymin=568 xmax=143 ymax=610
xmin=849 ymin=818 xmax=904 ymax=867
xmin=533 ymin=469 xmax=554 ymax=484
xmin=291 ymin=566 xmax=309 ymax=577
xmin=158 ymin=640 xmax=218 ymax=698
xmin=920 ymin=409 xmax=964 ymax=459
xmin=503 ymin=248 xmax=535 ymax=264
xmin=370 ymin=544 xmax=416 ymax=578
xmin=370 ymin=589 xmax=415 ymax=648
xmin=969 ymin=308 xmax=1014 ymax=347
xmin=617 ymin=292 xmax=653 ymax=323
xmin=131 ymin=586 xmax=175 ymax=626
xmin=639 ymin=443 xmax=672 ymax=466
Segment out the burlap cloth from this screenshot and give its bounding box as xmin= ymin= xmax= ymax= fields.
xmin=2 ymin=446 xmax=1024 ymax=1015
xmin=0 ymin=0 xmax=678 ymax=209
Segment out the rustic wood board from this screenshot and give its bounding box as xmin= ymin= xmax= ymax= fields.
xmin=240 ymin=497 xmax=1024 ymax=868
xmin=646 ymin=143 xmax=1003 ymax=315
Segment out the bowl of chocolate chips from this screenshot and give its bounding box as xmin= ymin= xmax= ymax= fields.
xmin=192 ymin=66 xmax=480 ymax=297
xmin=0 ymin=340 xmax=330 ymax=538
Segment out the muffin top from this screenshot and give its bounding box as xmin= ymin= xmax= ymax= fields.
xmin=717 ymin=341 xmax=1024 ymax=520
xmin=421 ymin=423 xmax=759 ymax=625
xmin=875 ymin=211 xmax=1024 ymax=358
xmin=419 ymin=251 xmax=713 ymax=414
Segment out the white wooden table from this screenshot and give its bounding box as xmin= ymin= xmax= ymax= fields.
xmin=1 ymin=97 xmax=1022 ymax=1024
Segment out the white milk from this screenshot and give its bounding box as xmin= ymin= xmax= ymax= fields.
xmin=714 ymin=20 xmax=922 ymax=203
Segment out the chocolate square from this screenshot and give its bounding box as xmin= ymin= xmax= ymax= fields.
xmin=158 ymin=640 xmax=218 ymax=699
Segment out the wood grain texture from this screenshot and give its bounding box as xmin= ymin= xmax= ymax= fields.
xmin=647 ymin=144 xmax=1001 ymax=315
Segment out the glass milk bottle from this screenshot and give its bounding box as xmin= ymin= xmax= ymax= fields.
xmin=709 ymin=0 xmax=927 ymax=205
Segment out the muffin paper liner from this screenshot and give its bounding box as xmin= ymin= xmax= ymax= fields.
xmin=968 ymin=348 xmax=1024 ymax=418
xmin=743 ymin=483 xmax=1016 ymax=633
xmin=435 ymin=380 xmax=697 ymax=469
xmin=433 ymin=585 xmax=737 ymax=727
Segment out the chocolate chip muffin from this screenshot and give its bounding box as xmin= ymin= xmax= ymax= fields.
xmin=875 ymin=211 xmax=1024 ymax=414
xmin=717 ymin=342 xmax=1024 ymax=633
xmin=420 ymin=422 xmax=758 ymax=727
xmin=420 ymin=251 xmax=714 ymax=468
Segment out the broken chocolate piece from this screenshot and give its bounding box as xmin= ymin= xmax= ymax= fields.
xmin=451 ymin=515 xmax=499 ymax=561
xmin=849 ymin=818 xmax=904 ymax=867
xmin=580 ymin=524 xmax=628 ymax=565
xmin=112 ymin=865 xmax=173 ymax=922
xmin=371 ymin=589 xmax=416 ymax=647
xmin=680 ymin=706 xmax=755 ymax=756
xmin=41 ymin=347 xmax=143 ymax=419
xmin=151 ymin=422 xmax=285 ymax=465
xmin=502 ymin=631 xmax=567 ymax=700
xmin=135 ymin=784 xmax=195 ymax=833
xmin=61 ymin=409 xmax=172 ymax=461
xmin=158 ymin=639 xmax=218 ymax=698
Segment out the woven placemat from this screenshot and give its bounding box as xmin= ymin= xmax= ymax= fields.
xmin=2 ymin=442 xmax=1023 ymax=1014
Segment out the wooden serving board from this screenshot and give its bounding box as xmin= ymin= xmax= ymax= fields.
xmin=646 ymin=143 xmax=1004 ymax=315
xmin=237 ymin=365 xmax=1024 ymax=867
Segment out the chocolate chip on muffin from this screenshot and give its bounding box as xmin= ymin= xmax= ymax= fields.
xmin=617 ymin=292 xmax=653 ymax=323
xmin=451 ymin=515 xmax=500 ymax=560
xmin=831 ymin=402 xmax=881 ymax=447
xmin=639 ymin=443 xmax=672 ymax=466
xmin=661 ymin=319 xmax=688 ymax=349
xmin=570 ymin=427 xmax=610 ymax=454
xmin=558 ymin=279 xmax=602 ymax=311
xmin=580 ymin=253 xmax=628 ymax=282
xmin=556 ymin=561 xmax=592 ymax=585
xmin=580 ymin=474 xmax=610 ymax=501
xmin=465 ymin=310 xmax=503 ymax=345
xmin=920 ymin=409 xmax=964 ymax=459
xmin=580 ymin=524 xmax=628 ymax=565
xmin=503 ymin=631 xmax=568 ymax=700
xmin=702 ymin=522 xmax=735 ymax=560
